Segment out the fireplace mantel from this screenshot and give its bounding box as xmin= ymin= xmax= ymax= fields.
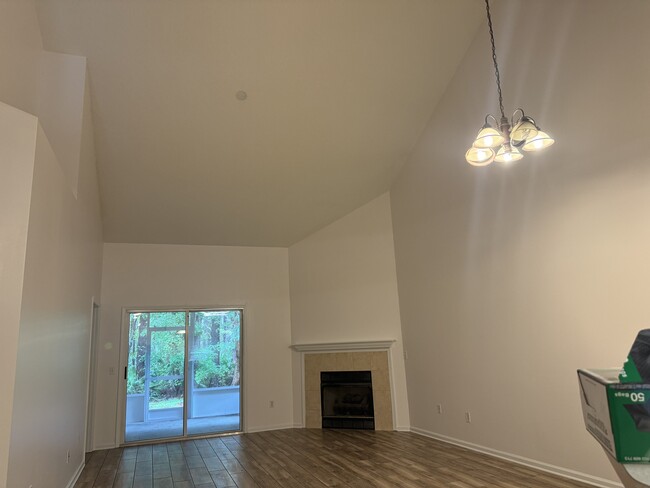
xmin=290 ymin=340 xmax=395 ymax=352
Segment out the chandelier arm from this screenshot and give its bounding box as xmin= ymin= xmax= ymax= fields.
xmin=485 ymin=114 xmax=499 ymax=128
xmin=511 ymin=108 xmax=524 ymax=126
xmin=485 ymin=0 xmax=505 ymax=120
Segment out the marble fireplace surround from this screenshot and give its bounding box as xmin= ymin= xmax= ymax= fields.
xmin=290 ymin=341 xmax=396 ymax=431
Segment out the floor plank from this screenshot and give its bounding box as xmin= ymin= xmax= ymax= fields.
xmin=75 ymin=429 xmax=596 ymax=488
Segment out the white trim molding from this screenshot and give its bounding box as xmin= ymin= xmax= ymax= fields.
xmin=290 ymin=340 xmax=395 ymax=352
xmin=246 ymin=423 xmax=296 ymax=434
xmin=410 ymin=427 xmax=622 ymax=488
xmin=94 ymin=442 xmax=119 ymax=451
xmin=65 ymin=462 xmax=85 ymax=488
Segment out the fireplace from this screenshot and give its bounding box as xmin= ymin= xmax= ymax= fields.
xmin=321 ymin=371 xmax=375 ymax=430
xmin=300 ymin=351 xmax=394 ymax=430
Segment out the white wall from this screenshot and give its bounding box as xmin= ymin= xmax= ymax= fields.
xmin=97 ymin=243 xmax=293 ymax=448
xmin=390 ymin=0 xmax=650 ymax=485
xmin=0 ymin=3 xmax=104 ymax=487
xmin=8 ymin=114 xmax=103 ymax=488
xmin=0 ymin=1 xmax=42 ymax=116
xmin=38 ymin=51 xmax=87 ymax=196
xmin=0 ymin=103 xmax=38 ymax=485
xmin=289 ymin=193 xmax=410 ymax=429
xmin=0 ymin=5 xmax=45 ymax=477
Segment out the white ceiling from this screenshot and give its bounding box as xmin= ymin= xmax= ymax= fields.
xmin=35 ymin=0 xmax=483 ymax=247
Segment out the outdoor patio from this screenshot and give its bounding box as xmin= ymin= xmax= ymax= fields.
xmin=125 ymin=414 xmax=240 ymax=443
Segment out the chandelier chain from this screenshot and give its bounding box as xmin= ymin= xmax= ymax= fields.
xmin=485 ymin=0 xmax=505 ymax=120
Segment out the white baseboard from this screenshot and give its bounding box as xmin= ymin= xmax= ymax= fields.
xmin=92 ymin=442 xmax=118 ymax=451
xmin=65 ymin=461 xmax=85 ymax=488
xmin=410 ymin=427 xmax=622 ymax=488
xmin=245 ymin=423 xmax=295 ymax=433
xmin=395 ymin=425 xmax=410 ymax=432
xmin=293 ymin=423 xmax=304 ymax=428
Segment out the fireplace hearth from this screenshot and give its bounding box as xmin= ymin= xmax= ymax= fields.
xmin=321 ymin=370 xmax=375 ymax=430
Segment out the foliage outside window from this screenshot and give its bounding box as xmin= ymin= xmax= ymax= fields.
xmin=126 ymin=310 xmax=241 ymax=409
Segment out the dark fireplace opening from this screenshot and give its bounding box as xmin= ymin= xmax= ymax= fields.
xmin=321 ymin=371 xmax=374 ymax=430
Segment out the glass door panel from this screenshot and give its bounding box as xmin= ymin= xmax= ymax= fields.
xmin=187 ymin=310 xmax=241 ymax=435
xmin=125 ymin=311 xmax=186 ymax=443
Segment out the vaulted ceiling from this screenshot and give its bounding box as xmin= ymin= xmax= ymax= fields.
xmin=35 ymin=0 xmax=484 ymax=246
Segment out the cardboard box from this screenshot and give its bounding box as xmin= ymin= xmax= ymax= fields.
xmin=579 ymin=369 xmax=650 ymax=463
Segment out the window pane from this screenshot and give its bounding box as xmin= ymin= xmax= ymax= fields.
xmin=125 ymin=312 xmax=185 ymax=443
xmin=187 ymin=310 xmax=241 ymax=435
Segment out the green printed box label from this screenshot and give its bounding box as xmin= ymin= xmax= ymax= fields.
xmin=607 ymin=388 xmax=650 ymax=463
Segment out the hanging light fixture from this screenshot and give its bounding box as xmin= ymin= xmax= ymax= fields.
xmin=465 ymin=0 xmax=554 ymax=167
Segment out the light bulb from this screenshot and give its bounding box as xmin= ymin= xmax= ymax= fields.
xmin=483 ymin=136 xmax=493 ymax=146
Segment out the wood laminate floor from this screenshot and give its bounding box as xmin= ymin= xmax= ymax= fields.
xmin=75 ymin=429 xmax=596 ymax=488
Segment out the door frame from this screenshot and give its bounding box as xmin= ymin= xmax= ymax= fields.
xmin=84 ymin=300 xmax=100 ymax=453
xmin=116 ymin=305 xmax=245 ymax=446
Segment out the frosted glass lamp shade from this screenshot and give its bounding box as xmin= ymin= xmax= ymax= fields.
xmin=494 ymin=145 xmax=523 ymax=163
xmin=465 ymin=147 xmax=495 ymax=166
xmin=522 ymin=131 xmax=555 ymax=151
xmin=510 ymin=117 xmax=538 ymax=144
xmin=473 ymin=127 xmax=505 ymax=149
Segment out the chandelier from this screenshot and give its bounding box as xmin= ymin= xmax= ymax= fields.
xmin=465 ymin=0 xmax=554 ymax=166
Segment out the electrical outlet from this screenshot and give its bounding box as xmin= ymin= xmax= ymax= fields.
xmin=403 ymin=348 xmax=408 ymax=360
xmin=465 ymin=412 xmax=471 ymax=423
xmin=436 ymin=404 xmax=442 ymax=414
xmin=108 ymin=366 xmax=115 ymax=375
xmin=269 ymin=400 xmax=274 ymax=408
xmin=66 ymin=450 xmax=70 ymax=464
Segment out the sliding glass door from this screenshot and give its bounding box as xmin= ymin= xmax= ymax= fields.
xmin=187 ymin=310 xmax=241 ymax=436
xmin=125 ymin=312 xmax=186 ymax=443
xmin=124 ymin=309 xmax=242 ymax=443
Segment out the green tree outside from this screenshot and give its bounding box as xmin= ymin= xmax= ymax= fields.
xmin=127 ymin=310 xmax=241 ymax=409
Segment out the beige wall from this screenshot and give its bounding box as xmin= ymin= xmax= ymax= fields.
xmin=0 ymin=2 xmax=104 ymax=487
xmin=0 ymin=103 xmax=38 ymax=485
xmin=0 ymin=6 xmax=44 ymax=477
xmin=37 ymin=51 xmax=87 ymax=196
xmin=390 ymin=0 xmax=649 ymax=485
xmin=8 ymin=113 xmax=103 ymax=488
xmin=289 ymin=193 xmax=410 ymax=429
xmin=97 ymin=243 xmax=293 ymax=448
xmin=0 ymin=1 xmax=42 ymax=116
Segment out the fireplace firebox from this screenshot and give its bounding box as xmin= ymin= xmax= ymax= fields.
xmin=320 ymin=371 xmax=374 ymax=430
